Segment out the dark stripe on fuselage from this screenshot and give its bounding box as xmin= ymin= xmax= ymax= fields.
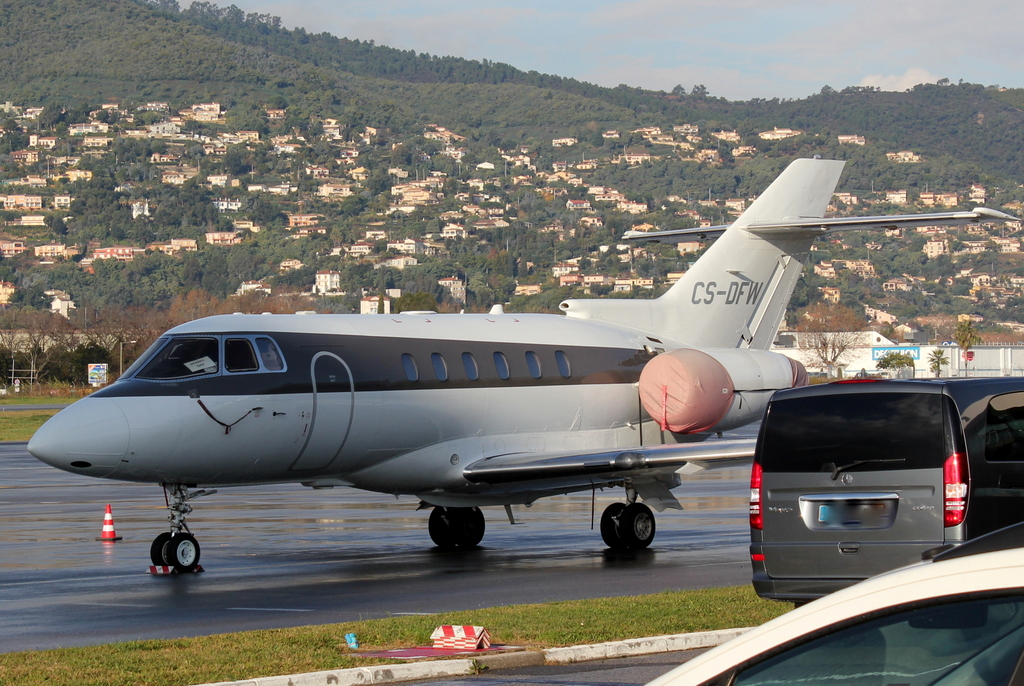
xmin=92 ymin=332 xmax=653 ymax=399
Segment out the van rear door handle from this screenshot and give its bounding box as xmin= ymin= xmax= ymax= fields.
xmin=839 ymin=542 xmax=861 ymax=554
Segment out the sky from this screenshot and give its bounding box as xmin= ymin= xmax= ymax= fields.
xmin=221 ymin=0 xmax=1022 ymax=101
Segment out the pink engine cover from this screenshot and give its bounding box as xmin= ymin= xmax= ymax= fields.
xmin=789 ymin=356 xmax=809 ymax=388
xmin=639 ymin=348 xmax=735 ymax=433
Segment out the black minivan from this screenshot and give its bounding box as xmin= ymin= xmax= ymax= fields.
xmin=751 ymin=377 xmax=1024 ymax=603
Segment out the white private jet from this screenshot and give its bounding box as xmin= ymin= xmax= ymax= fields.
xmin=28 ymin=158 xmax=1016 ymax=572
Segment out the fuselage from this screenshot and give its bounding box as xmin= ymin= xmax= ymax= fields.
xmin=29 ymin=311 xmax=684 ymax=501
xmin=31 ymin=159 xmax=861 ymax=508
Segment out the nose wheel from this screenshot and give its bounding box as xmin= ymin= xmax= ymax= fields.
xmin=150 ymin=484 xmax=214 ymax=572
xmin=150 ymin=531 xmax=201 ymax=572
xmin=150 ymin=532 xmax=172 ymax=565
xmin=601 ymin=501 xmax=656 ymax=550
xmin=163 ymin=533 xmax=201 ymax=572
xmin=428 ymin=506 xmax=486 ymax=549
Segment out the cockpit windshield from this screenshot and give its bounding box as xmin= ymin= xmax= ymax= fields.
xmin=119 ymin=338 xmax=167 ymax=380
xmin=136 ymin=337 xmax=220 ymax=380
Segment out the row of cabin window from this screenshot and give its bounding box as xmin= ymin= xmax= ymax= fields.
xmin=401 ymin=350 xmax=572 ymax=383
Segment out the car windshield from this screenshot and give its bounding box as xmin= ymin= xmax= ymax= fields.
xmin=136 ymin=337 xmax=219 ymax=380
xmin=729 ymin=595 xmax=1024 ymax=686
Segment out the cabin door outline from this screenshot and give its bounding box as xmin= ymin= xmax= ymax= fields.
xmin=290 ymin=351 xmax=355 ymax=471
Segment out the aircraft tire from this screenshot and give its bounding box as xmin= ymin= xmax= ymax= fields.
xmin=150 ymin=532 xmax=173 ymax=566
xmin=600 ymin=502 xmax=627 ymax=549
xmin=428 ymin=507 xmax=456 ymax=549
xmin=162 ymin=532 xmax=201 ymax=572
xmin=618 ymin=503 xmax=656 ymax=550
xmin=453 ymin=507 xmax=485 ymax=548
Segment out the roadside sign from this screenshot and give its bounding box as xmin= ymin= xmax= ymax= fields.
xmin=88 ymin=363 xmax=108 ymax=387
xmin=872 ymin=346 xmax=920 ymax=360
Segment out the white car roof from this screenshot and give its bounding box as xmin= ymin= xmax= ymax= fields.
xmin=649 ymin=546 xmax=1024 ymax=685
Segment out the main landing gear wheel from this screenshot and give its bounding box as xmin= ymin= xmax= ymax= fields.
xmin=600 ymin=502 xmax=626 ymax=549
xmin=601 ymin=502 xmax=656 ymax=550
xmin=429 ymin=507 xmax=485 ymax=549
xmin=162 ymin=532 xmax=201 ymax=573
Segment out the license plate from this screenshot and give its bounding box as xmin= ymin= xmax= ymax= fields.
xmin=815 ymin=501 xmax=893 ymax=530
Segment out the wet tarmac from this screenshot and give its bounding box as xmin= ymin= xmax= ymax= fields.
xmin=0 ymin=429 xmax=755 ymax=654
xmin=422 ymin=649 xmax=707 ymax=686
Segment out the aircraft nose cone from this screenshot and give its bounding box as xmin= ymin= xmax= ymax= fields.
xmin=28 ymin=399 xmax=129 ymax=477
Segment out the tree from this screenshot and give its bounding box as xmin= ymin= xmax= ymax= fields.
xmin=928 ymin=348 xmax=949 ymax=378
xmin=876 ymin=351 xmax=916 ymax=377
xmin=795 ymin=303 xmax=866 ymax=377
xmin=394 ymin=291 xmax=438 ymax=313
xmin=954 ymin=320 xmax=982 ymax=376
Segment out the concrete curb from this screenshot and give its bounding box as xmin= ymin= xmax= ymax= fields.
xmin=542 ymin=627 xmax=751 ymax=663
xmin=192 ymin=659 xmax=479 ymax=686
xmin=193 ymin=627 xmax=751 ymax=686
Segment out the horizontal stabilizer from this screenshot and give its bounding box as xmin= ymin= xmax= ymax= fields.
xmin=623 ymin=224 xmax=730 ymax=242
xmin=625 ymin=207 xmax=1018 ymax=243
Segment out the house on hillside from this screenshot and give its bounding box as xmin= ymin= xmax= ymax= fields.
xmin=46 ymin=290 xmax=76 ymax=318
xmin=204 ymin=231 xmax=243 ymax=246
xmin=758 ymin=127 xmax=802 ymax=140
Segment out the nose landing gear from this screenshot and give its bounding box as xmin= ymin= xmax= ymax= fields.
xmin=600 ymin=487 xmax=656 ymax=550
xmin=149 ymin=484 xmax=216 ymax=572
xmin=428 ymin=506 xmax=486 ymax=549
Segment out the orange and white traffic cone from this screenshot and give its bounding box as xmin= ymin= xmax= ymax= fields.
xmin=96 ymin=504 xmax=122 ymax=542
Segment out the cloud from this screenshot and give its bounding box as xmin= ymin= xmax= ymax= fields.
xmin=218 ymin=0 xmax=1022 ymax=100
xmin=858 ymin=68 xmax=942 ymax=92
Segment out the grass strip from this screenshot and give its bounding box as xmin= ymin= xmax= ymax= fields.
xmin=0 ymin=410 xmax=59 ymax=441
xmin=0 ymin=586 xmax=787 ymax=686
xmin=0 ymin=395 xmax=77 ymax=405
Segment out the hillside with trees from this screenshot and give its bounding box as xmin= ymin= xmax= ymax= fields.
xmin=2 ymin=0 xmax=1024 ymax=386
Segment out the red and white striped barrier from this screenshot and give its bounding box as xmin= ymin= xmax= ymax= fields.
xmin=148 ymin=565 xmax=204 ymax=574
xmin=96 ymin=504 xmax=122 ymax=541
xmin=430 ymin=625 xmax=491 ymax=650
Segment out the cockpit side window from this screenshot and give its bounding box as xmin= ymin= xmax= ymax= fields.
xmin=225 ymin=338 xmax=259 ymax=373
xmin=255 ymin=337 xmax=285 ymax=371
xmin=136 ymin=337 xmax=219 ymax=380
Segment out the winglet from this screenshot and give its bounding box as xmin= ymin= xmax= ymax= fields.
xmin=973 ymin=207 xmax=1018 ymax=222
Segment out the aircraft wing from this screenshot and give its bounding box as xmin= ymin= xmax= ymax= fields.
xmin=463 ymin=439 xmax=754 ymax=484
xmin=624 ymin=208 xmax=1017 ymax=244
xmin=462 ymin=439 xmax=755 ymax=510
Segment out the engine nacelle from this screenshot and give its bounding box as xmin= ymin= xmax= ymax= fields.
xmin=638 ymin=347 xmax=806 ymax=433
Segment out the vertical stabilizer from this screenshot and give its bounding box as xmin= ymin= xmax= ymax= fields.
xmin=560 ymin=158 xmax=846 ymax=348
xmin=732 ymin=158 xmax=847 ymax=230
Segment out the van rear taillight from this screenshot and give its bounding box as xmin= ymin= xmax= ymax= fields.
xmin=943 ymin=452 xmax=968 ymax=527
xmin=749 ymin=460 xmax=763 ymax=530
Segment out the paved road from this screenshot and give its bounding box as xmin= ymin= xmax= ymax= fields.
xmin=0 ymin=429 xmax=755 ymax=654
xmin=430 ymin=650 xmax=707 ymax=686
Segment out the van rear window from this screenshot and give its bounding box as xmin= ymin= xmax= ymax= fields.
xmin=760 ymin=392 xmax=945 ymax=473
